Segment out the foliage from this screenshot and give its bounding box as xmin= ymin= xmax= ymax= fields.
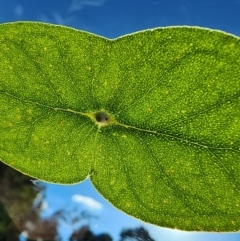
xmin=0 ymin=22 xmax=240 ymax=231
xmin=120 ymin=227 xmax=155 ymax=241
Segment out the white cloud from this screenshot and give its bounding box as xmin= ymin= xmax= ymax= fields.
xmin=40 ymin=201 xmax=49 ymax=211
xmin=14 ymin=5 xmax=23 ymax=16
xmin=72 ymin=194 xmax=103 ymax=210
xmin=68 ymin=0 xmax=106 ymax=12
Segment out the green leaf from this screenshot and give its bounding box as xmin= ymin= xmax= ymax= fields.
xmin=0 ymin=22 xmax=240 ymax=232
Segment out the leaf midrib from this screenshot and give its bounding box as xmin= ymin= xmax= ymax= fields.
xmin=1 ymin=89 xmax=239 ymax=153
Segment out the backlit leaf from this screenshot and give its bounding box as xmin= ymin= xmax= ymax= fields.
xmin=0 ymin=22 xmax=240 ymax=231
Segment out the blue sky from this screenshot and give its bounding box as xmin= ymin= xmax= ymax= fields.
xmin=1 ymin=0 xmax=240 ymax=240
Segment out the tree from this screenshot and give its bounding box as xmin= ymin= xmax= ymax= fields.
xmin=120 ymin=227 xmax=155 ymax=241
xmin=0 ymin=161 xmax=112 ymax=240
xmin=70 ymin=225 xmax=112 ymax=241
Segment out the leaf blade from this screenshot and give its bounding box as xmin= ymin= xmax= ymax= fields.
xmin=0 ymin=22 xmax=240 ymax=231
